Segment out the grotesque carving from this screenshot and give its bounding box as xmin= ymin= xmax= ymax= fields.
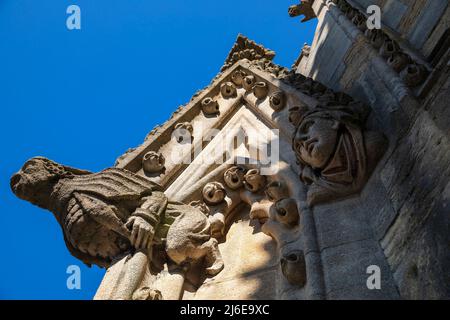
xmin=265 ymin=181 xmax=289 ymax=202
xmin=142 ymin=151 xmax=165 ymax=174
xmin=174 ymin=122 xmax=194 ymax=143
xmin=269 ymin=91 xmax=287 ymax=111
xmin=11 ymin=157 xmax=224 ymax=276
xmin=379 ymin=39 xmax=399 ymax=59
xmin=202 ymin=182 xmax=226 ymax=205
xmin=401 ymin=63 xmax=429 ymax=87
xmin=253 ymin=82 xmax=269 ymax=100
xmin=273 ymin=198 xmax=299 ymax=227
xmin=220 ymin=82 xmax=237 ymax=98
xmin=387 ymin=52 xmax=411 ymax=73
xmin=292 ymin=103 xmax=387 ymax=206
xmin=242 ymin=75 xmax=256 ymax=91
xmin=223 ymin=166 xmax=246 ymax=190
xmin=352 ymin=12 xmax=367 ymax=32
xmin=365 ymin=29 xmax=387 ymax=49
xmin=243 ymin=169 xmax=267 ymax=193
xmin=288 ymin=1 xmax=316 ymax=23
xmin=231 ymin=69 xmax=247 ymax=87
xmin=280 ymin=250 xmax=307 ymax=287
xmin=201 ymin=97 xmax=220 ymax=115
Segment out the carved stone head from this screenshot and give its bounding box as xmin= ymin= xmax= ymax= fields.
xmin=243 ymin=169 xmax=267 ymax=193
xmin=292 ymin=103 xmax=387 ymax=206
xmin=202 ymin=182 xmax=226 ymax=205
xmin=142 ymin=151 xmax=165 ymax=174
xmin=223 ymin=166 xmax=246 ymax=190
xmin=10 ymin=157 xmax=90 ymax=209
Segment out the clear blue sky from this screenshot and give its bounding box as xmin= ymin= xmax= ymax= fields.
xmin=0 ymin=0 xmax=317 ymax=299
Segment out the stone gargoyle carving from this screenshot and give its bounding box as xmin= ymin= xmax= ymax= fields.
xmin=10 ymin=157 xmax=224 ymax=276
xmin=288 ymin=1 xmax=316 ymax=23
xmin=291 ymin=103 xmax=387 ymax=206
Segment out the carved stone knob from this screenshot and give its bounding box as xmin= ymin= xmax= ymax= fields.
xmin=220 ymin=82 xmax=237 ymax=98
xmin=223 ymin=166 xmax=246 ymax=190
xmin=269 ymin=91 xmax=286 ymax=111
xmin=231 ymin=69 xmax=246 ymax=86
xmin=281 ymin=250 xmax=306 ymax=287
xmin=265 ymin=180 xmax=289 ymax=202
xmin=142 ymin=151 xmax=165 ymax=174
xmin=242 ymin=75 xmax=256 ymax=91
xmin=202 ymin=182 xmax=226 ymax=205
xmin=243 ymin=169 xmax=267 ymax=193
xmin=274 ymin=198 xmax=299 ymax=227
xmin=253 ymin=82 xmax=269 ymax=100
xmin=201 ymin=97 xmax=220 ymax=115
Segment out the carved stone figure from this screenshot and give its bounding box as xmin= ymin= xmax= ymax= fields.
xmin=291 ymin=103 xmax=387 ymax=206
xmin=10 ymin=157 xmax=224 ymax=276
xmin=142 ymin=151 xmax=165 ymax=174
xmin=288 ymin=1 xmax=316 ymax=23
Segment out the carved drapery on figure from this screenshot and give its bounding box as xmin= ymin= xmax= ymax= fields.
xmin=290 ymin=103 xmax=387 ymax=206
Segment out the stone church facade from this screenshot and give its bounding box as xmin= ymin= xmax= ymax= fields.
xmin=10 ymin=0 xmax=449 ymax=299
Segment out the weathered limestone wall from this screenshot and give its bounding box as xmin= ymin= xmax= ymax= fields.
xmin=296 ymin=0 xmax=450 ymax=299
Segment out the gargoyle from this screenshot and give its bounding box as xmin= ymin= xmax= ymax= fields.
xmin=288 ymin=1 xmax=316 ymax=23
xmin=10 ymin=157 xmax=224 ymax=276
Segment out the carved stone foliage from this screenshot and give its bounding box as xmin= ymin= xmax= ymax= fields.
xmin=10 ymin=157 xmax=224 ymax=278
xmin=221 ymin=34 xmax=276 ymax=72
xmin=142 ymin=151 xmax=165 ymax=174
xmin=291 ymin=102 xmax=387 ymax=206
xmin=332 ymin=0 xmax=429 ymax=88
xmin=288 ymin=1 xmax=316 ymax=23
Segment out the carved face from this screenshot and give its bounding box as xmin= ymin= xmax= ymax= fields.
xmin=142 ymin=151 xmax=165 ymax=174
xmin=10 ymin=157 xmax=60 ymax=208
xmin=223 ymin=166 xmax=246 ymax=190
xmin=202 ymin=182 xmax=226 ymax=205
xmin=293 ymin=116 xmax=339 ymax=169
xmin=243 ymin=169 xmax=266 ymax=192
